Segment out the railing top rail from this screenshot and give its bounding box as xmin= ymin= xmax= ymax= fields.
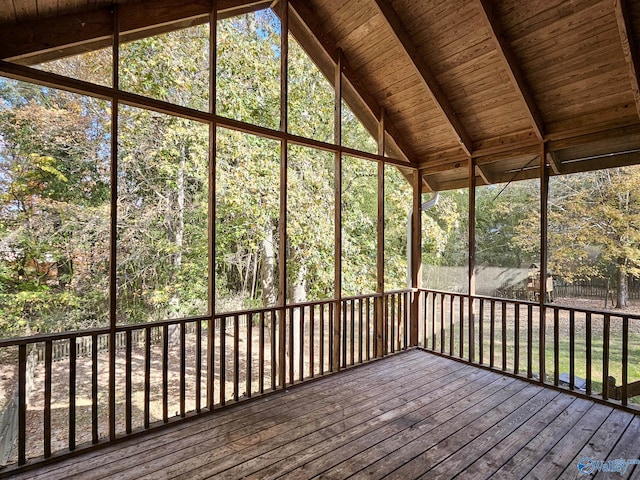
xmin=418 ymin=287 xmax=640 ymax=320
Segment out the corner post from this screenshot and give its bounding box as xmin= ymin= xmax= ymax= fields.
xmin=539 ymin=143 xmax=549 ymax=383
xmin=376 ymin=108 xmax=385 ymax=357
xmin=410 ymin=169 xmax=421 ymax=346
xmin=332 ymin=48 xmax=343 ymax=371
xmin=468 ymin=156 xmax=476 ymax=362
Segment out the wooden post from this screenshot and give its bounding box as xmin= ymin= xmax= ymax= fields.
xmin=376 ymin=107 xmax=385 ymax=357
xmin=410 ymin=169 xmax=421 ymax=346
xmin=332 ymin=49 xmax=343 ymax=371
xmin=278 ymin=0 xmax=289 ymax=386
xmin=468 ymin=156 xmax=476 ymax=363
xmin=539 ymin=142 xmax=548 ymax=383
xmin=207 ymin=0 xmax=217 ymax=409
xmin=108 ymin=6 xmax=119 ymax=441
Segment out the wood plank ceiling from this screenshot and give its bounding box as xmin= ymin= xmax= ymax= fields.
xmin=1 ymin=0 xmax=640 ymax=191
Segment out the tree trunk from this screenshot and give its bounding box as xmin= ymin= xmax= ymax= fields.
xmin=616 ymin=263 xmax=628 ymax=309
xmin=260 ymin=227 xmax=277 ymax=308
xmin=168 ymin=146 xmax=186 ymax=344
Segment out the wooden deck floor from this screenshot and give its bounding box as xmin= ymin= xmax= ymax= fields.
xmin=9 ymin=349 xmax=640 ymax=480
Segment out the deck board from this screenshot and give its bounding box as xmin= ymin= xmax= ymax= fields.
xmin=8 ymin=349 xmax=640 ymax=480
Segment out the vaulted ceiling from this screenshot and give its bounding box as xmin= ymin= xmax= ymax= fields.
xmin=2 ymin=0 xmax=640 ymax=191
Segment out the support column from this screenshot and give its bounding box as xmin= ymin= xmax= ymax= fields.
xmin=376 ymin=108 xmax=385 ymax=357
xmin=410 ymin=170 xmax=421 ymax=346
xmin=539 ymin=143 xmax=549 ymax=383
xmin=468 ymin=157 xmax=476 ymax=363
xmin=278 ymin=0 xmax=289 ymax=386
xmin=332 ymin=49 xmax=343 ymax=371
xmin=207 ymin=0 xmax=217 ymax=410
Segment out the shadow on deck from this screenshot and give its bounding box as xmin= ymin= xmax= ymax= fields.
xmin=9 ymin=349 xmax=640 ymax=479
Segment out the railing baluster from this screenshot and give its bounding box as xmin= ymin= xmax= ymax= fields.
xmin=271 ymin=310 xmax=276 ymax=391
xmin=69 ymin=337 xmax=76 ymax=451
xmin=349 ymin=300 xmax=355 ymax=365
xmin=359 ymin=298 xmax=364 ymax=362
xmin=479 ymin=298 xmax=484 ymax=364
xmin=18 ymin=344 xmax=26 ymax=465
xmin=514 ymin=304 xmax=520 ymax=375
xmin=459 ymin=296 xmax=464 ymax=358
xmin=553 ymin=308 xmax=559 ymax=386
xmin=310 ymin=305 xmax=315 ymax=376
xmin=329 ymin=302 xmax=334 ymax=370
xmin=320 ymin=305 xmax=325 ymax=374
xmin=289 ymin=308 xmax=295 ymax=383
xmin=622 ymin=316 xmax=629 ymax=406
xmin=603 ymin=314 xmax=610 ymax=401
xmin=220 ymin=316 xmax=226 ymax=405
xmin=91 ymin=334 xmax=98 ymax=444
xmin=439 ymin=294 xmax=444 ymax=353
xmin=234 ymin=314 xmax=239 ymax=401
xmin=126 ymin=329 xmax=133 ymax=430
xmin=449 ymin=295 xmax=454 ymax=356
xmin=144 ymin=327 xmax=151 ymax=429
xmin=44 ymin=341 xmax=52 ymax=458
xmin=490 ymin=301 xmax=495 ymax=369
xmin=527 ymin=304 xmax=533 ymax=379
xmin=501 ymin=301 xmax=507 ymax=372
xmin=431 ymin=292 xmax=436 ymax=350
xmin=247 ymin=313 xmax=253 ymax=398
xmin=569 ymin=310 xmax=575 ymax=390
xmin=300 ymin=307 xmax=305 ymax=380
xmin=585 ymin=312 xmax=592 ymax=395
xmin=366 ymin=298 xmax=371 ymax=361
xmin=259 ymin=311 xmax=265 ymax=394
xmin=196 ymin=321 xmax=202 ymax=412
xmin=162 ymin=324 xmax=168 ymax=423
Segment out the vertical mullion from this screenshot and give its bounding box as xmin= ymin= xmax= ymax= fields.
xmin=69 ymin=337 xmax=76 ymax=451
xmin=44 ymin=341 xmax=52 ymax=458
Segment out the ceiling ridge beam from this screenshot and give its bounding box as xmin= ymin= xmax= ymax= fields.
xmin=477 ymin=0 xmax=545 ymax=142
xmin=614 ymin=0 xmax=640 ymax=121
xmin=371 ymin=0 xmax=473 ymax=157
xmin=289 ymin=0 xmax=417 ymax=164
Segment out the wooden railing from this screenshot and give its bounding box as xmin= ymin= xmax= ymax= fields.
xmin=418 ymin=288 xmax=640 ymax=410
xmin=0 ymin=291 xmax=410 ymax=471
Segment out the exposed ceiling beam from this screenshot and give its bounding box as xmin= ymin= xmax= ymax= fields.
xmin=614 ymin=0 xmax=640 ymax=121
xmin=289 ymin=0 xmax=417 ymax=163
xmin=0 ymin=0 xmax=271 ymax=65
xmin=477 ymin=0 xmax=544 ymax=141
xmin=371 ymin=0 xmax=473 ymax=157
